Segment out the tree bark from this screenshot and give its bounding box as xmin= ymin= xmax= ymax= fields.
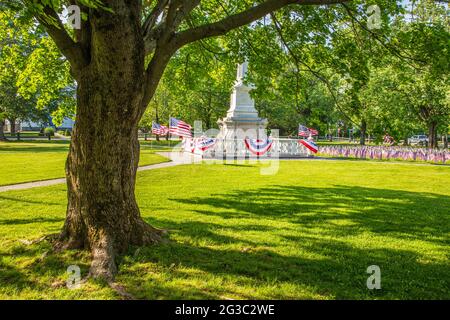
xmin=56 ymin=2 xmax=164 ymax=280
xmin=428 ymin=121 xmax=438 ymax=149
xmin=444 ymin=132 xmax=448 ymax=149
xmin=359 ymin=119 xmax=366 ymax=145
xmin=0 ymin=119 xmax=7 ymax=141
xmin=403 ymin=134 xmax=409 ymax=146
xmin=9 ymin=118 xmax=16 ymax=135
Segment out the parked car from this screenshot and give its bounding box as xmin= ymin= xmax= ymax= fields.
xmin=408 ymin=135 xmax=428 ymax=146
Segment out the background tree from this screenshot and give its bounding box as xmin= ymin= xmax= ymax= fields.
xmin=0 ymin=8 xmax=75 ymax=137
xmin=391 ymin=0 xmax=450 ymax=148
xmin=0 ymin=111 xmax=6 ymax=140
xmin=359 ymin=0 xmax=450 ymax=147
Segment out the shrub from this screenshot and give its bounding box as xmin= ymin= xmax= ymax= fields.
xmin=64 ymin=130 xmax=71 ymax=136
xmin=44 ymin=127 xmax=55 ymax=136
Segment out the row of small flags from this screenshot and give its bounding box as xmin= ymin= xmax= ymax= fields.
xmin=319 ymin=145 xmax=450 ymax=164
xmin=298 ymin=124 xmax=318 ymax=137
xmin=152 ymin=117 xmax=192 ymax=138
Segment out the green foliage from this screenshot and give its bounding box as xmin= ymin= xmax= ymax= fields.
xmin=0 ymin=8 xmax=75 ymax=127
xmin=360 ymin=0 xmax=450 ymax=142
xmin=44 ymin=127 xmax=55 ymax=136
xmin=3 ymin=0 xmax=446 ymax=142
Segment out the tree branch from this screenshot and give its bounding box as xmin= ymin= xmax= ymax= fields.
xmin=144 ymin=0 xmax=200 ymax=54
xmin=142 ymin=0 xmax=348 ymax=113
xmin=143 ymin=0 xmax=169 ymax=38
xmin=172 ymin=0 xmax=349 ymax=49
xmin=141 ymin=46 xmax=178 ymax=112
xmin=35 ymin=5 xmax=88 ymax=76
xmin=270 ymin=12 xmax=359 ymax=127
xmin=341 ymin=3 xmax=426 ymax=67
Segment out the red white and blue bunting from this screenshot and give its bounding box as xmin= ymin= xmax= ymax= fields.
xmin=244 ymin=138 xmax=273 ymax=156
xmin=183 ymin=137 xmax=216 ymax=154
xmin=195 ymin=137 xmax=216 ymax=151
xmin=299 ymin=139 xmax=318 ymax=154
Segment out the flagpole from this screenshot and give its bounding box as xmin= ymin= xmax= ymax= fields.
xmin=168 ymin=115 xmax=171 ymax=148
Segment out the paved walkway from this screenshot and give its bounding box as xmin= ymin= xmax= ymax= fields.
xmin=2 ymin=151 xmax=439 ymax=193
xmin=0 ymin=152 xmax=201 ymax=193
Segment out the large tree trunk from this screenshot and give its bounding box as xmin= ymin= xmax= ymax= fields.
xmin=57 ymin=2 xmax=164 ymax=280
xmin=428 ymin=121 xmax=438 ymax=149
xmin=9 ymin=118 xmax=16 ymax=135
xmin=0 ymin=119 xmax=6 ymax=141
xmin=359 ymin=119 xmax=366 ymax=146
xmin=403 ymin=134 xmax=408 ymax=146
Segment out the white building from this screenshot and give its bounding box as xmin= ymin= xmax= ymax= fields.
xmin=4 ymin=117 xmax=74 ymax=132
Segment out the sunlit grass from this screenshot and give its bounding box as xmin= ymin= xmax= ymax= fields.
xmin=0 ymin=160 xmax=448 ymax=299
xmin=0 ymin=141 xmax=169 ymax=186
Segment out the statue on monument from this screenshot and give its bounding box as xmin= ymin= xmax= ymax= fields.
xmin=236 ymin=61 xmax=249 ymax=84
xmin=216 ymin=60 xmax=268 ymax=140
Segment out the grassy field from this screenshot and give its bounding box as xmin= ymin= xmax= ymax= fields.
xmin=0 ymin=159 xmax=448 ymax=299
xmin=0 ymin=141 xmax=170 ymax=186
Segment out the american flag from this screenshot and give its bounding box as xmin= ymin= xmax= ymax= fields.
xmin=169 ymin=117 xmax=192 ymax=138
xmin=151 ymin=122 xmax=168 ymax=136
xmin=308 ymin=128 xmax=319 ymax=136
xmin=298 ymin=125 xmax=310 ymax=137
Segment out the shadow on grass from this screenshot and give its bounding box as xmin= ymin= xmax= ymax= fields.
xmin=0 ymin=146 xmax=70 ymax=153
xmin=127 ymin=234 xmax=450 ymax=299
xmin=0 ymin=195 xmax=62 ymax=206
xmin=223 ymin=163 xmax=256 ymax=167
xmin=172 ymin=185 xmax=450 ymax=245
xmin=0 ymin=217 xmax=64 ymax=225
xmin=0 ymin=242 xmax=91 ymax=296
xmin=128 ymin=185 xmax=450 ymax=299
xmin=2 ymin=185 xmax=449 ymax=299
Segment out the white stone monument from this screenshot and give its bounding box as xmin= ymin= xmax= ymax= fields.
xmin=217 ymin=61 xmax=267 ymax=140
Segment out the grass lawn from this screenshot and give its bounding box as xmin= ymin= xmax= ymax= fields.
xmin=0 ymin=160 xmax=448 ymax=299
xmin=0 ymin=141 xmax=170 ymax=186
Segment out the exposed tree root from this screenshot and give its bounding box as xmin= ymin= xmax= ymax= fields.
xmin=18 ymin=233 xmax=59 ymax=246
xmin=109 ymin=282 xmax=136 ymax=300
xmin=52 ymin=224 xmax=168 ymax=282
